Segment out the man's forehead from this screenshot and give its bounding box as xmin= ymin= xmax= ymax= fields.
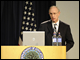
xmin=49 ymin=6 xmax=60 ymax=13
xmin=50 ymin=7 xmax=58 ymax=11
xmin=50 ymin=6 xmax=57 ymax=9
xmin=49 ymin=9 xmax=58 ymax=13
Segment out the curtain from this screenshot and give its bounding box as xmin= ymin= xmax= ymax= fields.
xmin=1 ymin=1 xmax=56 ymax=45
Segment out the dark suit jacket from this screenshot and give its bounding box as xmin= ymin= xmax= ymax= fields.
xmin=38 ymin=20 xmax=74 ymax=52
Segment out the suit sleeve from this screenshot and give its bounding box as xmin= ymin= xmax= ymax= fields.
xmin=38 ymin=24 xmax=45 ymax=31
xmin=65 ymin=25 xmax=74 ymax=52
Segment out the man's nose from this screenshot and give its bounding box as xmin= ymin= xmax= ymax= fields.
xmin=52 ymin=14 xmax=54 ymax=17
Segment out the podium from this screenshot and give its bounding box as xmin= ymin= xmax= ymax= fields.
xmin=1 ymin=46 xmax=66 ymax=59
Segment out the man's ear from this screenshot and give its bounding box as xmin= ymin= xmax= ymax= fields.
xmin=59 ymin=11 xmax=60 ymax=16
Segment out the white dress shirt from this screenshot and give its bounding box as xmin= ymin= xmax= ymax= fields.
xmin=52 ymin=19 xmax=59 ymax=33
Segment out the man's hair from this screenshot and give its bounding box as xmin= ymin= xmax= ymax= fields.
xmin=49 ymin=5 xmax=60 ymax=12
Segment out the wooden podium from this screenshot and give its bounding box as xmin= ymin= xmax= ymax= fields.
xmin=1 ymin=46 xmax=66 ymax=59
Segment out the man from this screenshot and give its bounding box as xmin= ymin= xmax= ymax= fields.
xmin=38 ymin=5 xmax=74 ymax=52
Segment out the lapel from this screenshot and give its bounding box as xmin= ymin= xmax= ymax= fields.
xmin=47 ymin=20 xmax=63 ymax=36
xmin=57 ymin=20 xmax=62 ymax=36
xmin=47 ymin=20 xmax=53 ymax=36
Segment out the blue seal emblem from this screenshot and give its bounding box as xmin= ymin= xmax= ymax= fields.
xmin=20 ymin=47 xmax=44 ymax=59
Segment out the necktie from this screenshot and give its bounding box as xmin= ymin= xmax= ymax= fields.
xmin=54 ymin=24 xmax=57 ymax=33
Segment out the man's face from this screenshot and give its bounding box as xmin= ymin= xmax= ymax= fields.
xmin=49 ymin=7 xmax=60 ymax=23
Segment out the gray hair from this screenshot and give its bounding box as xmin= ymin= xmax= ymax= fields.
xmin=49 ymin=5 xmax=60 ymax=12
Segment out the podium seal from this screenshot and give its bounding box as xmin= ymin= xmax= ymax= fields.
xmin=20 ymin=47 xmax=44 ymax=59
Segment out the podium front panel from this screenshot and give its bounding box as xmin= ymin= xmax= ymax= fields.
xmin=1 ymin=46 xmax=66 ymax=59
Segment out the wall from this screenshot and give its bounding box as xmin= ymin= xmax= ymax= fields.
xmin=56 ymin=1 xmax=79 ymax=59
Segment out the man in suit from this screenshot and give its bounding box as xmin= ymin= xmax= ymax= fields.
xmin=38 ymin=5 xmax=74 ymax=52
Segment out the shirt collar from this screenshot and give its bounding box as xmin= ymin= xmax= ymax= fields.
xmin=52 ymin=19 xmax=59 ymax=26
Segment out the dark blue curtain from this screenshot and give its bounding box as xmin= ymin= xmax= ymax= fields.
xmin=1 ymin=1 xmax=56 ymax=45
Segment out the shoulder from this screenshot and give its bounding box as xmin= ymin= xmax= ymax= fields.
xmin=60 ymin=20 xmax=70 ymax=27
xmin=59 ymin=20 xmax=71 ymax=31
xmin=39 ymin=19 xmax=51 ymax=29
xmin=41 ymin=19 xmax=51 ymax=25
xmin=38 ymin=19 xmax=51 ymax=30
